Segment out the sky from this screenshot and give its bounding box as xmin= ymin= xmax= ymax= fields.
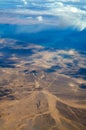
xmin=0 ymin=0 xmax=86 ymax=31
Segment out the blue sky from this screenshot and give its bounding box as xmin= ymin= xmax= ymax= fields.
xmin=0 ymin=0 xmax=86 ymax=31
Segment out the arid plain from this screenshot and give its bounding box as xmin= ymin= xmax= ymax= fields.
xmin=0 ymin=39 xmax=86 ymax=130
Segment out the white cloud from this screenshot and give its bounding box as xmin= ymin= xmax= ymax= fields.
xmin=36 ymin=16 xmax=43 ymax=22
xmin=22 ymin=0 xmax=28 ymax=5
xmin=46 ymin=1 xmax=86 ymax=30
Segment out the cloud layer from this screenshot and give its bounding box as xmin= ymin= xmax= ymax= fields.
xmin=0 ymin=0 xmax=86 ymax=31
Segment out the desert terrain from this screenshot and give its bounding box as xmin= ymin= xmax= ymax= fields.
xmin=0 ymin=39 xmax=86 ymax=130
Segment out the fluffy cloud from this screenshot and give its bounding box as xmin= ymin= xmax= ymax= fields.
xmin=36 ymin=16 xmax=43 ymax=22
